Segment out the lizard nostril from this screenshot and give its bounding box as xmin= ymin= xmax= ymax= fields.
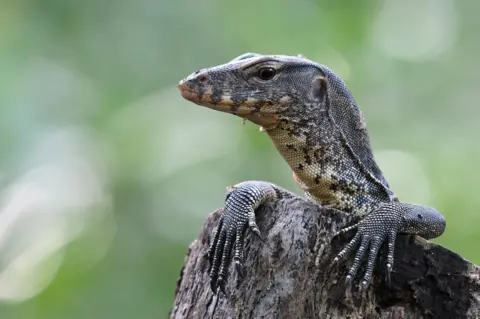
xmin=199 ymin=75 xmax=208 ymax=83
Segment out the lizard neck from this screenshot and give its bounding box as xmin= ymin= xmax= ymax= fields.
xmin=265 ymin=120 xmax=395 ymax=215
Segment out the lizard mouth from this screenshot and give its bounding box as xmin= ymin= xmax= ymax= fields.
xmin=178 ymin=82 xmax=278 ymax=116
xmin=178 ymin=86 xmax=252 ymax=116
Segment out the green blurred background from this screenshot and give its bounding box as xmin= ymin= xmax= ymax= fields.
xmin=0 ymin=0 xmax=478 ymax=318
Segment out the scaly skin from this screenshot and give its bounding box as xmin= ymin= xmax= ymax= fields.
xmin=178 ymin=53 xmax=446 ymax=294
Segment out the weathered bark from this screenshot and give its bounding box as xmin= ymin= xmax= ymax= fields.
xmin=170 ymin=196 xmax=480 ymax=319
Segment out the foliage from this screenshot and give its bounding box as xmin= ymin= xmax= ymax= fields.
xmin=0 ymin=0 xmax=478 ymax=317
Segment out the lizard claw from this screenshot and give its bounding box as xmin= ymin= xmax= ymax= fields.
xmin=385 ymin=230 xmax=396 ymax=287
xmin=385 ymin=262 xmax=392 ymax=287
xmin=345 ymin=274 xmax=353 ymax=287
xmin=234 ymin=231 xmax=246 ymax=284
xmin=217 ymin=276 xmax=227 ymax=296
xmin=359 ymin=280 xmax=369 ymax=295
xmin=250 ymin=224 xmax=265 ymax=243
xmin=235 ymin=260 xmax=245 ymax=281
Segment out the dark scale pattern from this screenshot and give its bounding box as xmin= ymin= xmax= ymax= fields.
xmin=207 ymin=181 xmax=280 ymax=294
xmin=333 ymin=202 xmax=445 ymax=289
xmin=178 ymin=53 xmax=447 ymax=295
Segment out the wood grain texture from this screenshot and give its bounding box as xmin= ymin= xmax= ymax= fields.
xmin=170 ymin=197 xmax=479 ymax=319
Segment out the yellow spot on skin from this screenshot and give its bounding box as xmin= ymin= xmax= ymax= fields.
xmin=202 ymin=87 xmax=213 ymax=98
xmin=279 ymin=96 xmax=292 ymax=103
xmin=259 ymin=124 xmax=278 ymax=132
xmin=220 ymin=96 xmax=233 ymax=104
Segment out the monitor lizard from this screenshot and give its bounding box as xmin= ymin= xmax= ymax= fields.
xmin=177 ymin=53 xmax=446 ymax=295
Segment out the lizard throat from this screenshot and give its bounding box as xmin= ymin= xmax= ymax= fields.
xmin=265 ymin=125 xmax=388 ymax=215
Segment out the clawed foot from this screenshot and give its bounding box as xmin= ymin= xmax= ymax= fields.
xmin=205 ymin=181 xmax=280 ymax=295
xmin=332 ymin=204 xmax=400 ymax=290
xmin=331 ymin=201 xmax=446 ymax=290
xmin=207 ymin=184 xmax=267 ymax=295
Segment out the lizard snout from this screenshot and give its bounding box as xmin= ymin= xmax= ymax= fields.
xmin=177 ymin=71 xmax=218 ymax=107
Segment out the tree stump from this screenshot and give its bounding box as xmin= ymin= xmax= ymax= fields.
xmin=170 ymin=196 xmax=480 ymax=319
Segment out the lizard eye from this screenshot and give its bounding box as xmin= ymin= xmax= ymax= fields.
xmin=257 ymin=67 xmax=276 ymax=81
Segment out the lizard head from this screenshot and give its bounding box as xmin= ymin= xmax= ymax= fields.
xmin=178 ymin=53 xmax=329 ymax=129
